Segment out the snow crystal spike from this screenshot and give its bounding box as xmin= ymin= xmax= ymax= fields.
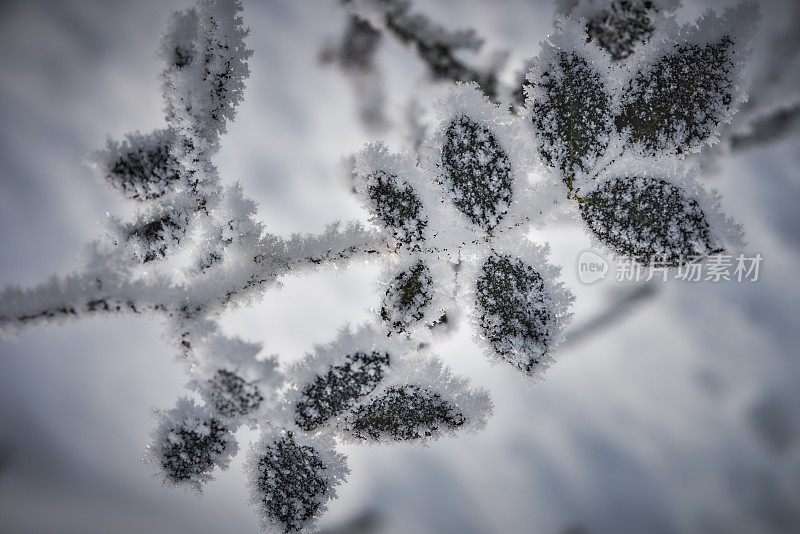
xmin=579 ymin=175 xmax=723 ymax=265
xmin=441 ymin=115 xmax=513 ymax=232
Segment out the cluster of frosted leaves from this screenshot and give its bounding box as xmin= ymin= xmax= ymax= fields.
xmin=146 ymin=323 xmax=282 ymax=494
xmin=351 ymin=85 xmax=572 ymax=377
xmin=284 ymin=327 xmax=490 ymax=443
xmin=294 ymin=350 xmax=390 ymax=431
xmin=84 ymin=0 xmax=256 ymax=272
xmin=525 ymin=4 xmax=755 ymax=264
xmin=559 ymin=0 xmax=679 ymax=61
xmin=242 ymin=327 xmax=489 ymax=532
xmin=246 ymin=430 xmax=348 ymax=534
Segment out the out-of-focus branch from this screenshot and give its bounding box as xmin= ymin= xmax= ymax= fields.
xmin=341 ymin=0 xmax=502 ymax=98
xmin=562 ymin=281 xmax=659 ymax=348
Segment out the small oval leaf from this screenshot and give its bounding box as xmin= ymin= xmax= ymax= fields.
xmin=579 ymin=176 xmax=723 ymax=265
xmin=147 ymin=400 xmax=236 ymax=491
xmin=528 ymin=51 xmax=613 ymax=178
xmin=476 ymin=254 xmax=553 ymax=374
xmin=206 ymin=369 xmax=263 ymax=418
xmin=367 ymin=170 xmax=428 ymax=244
xmin=616 ymin=37 xmax=736 ymax=155
xmin=91 ymin=128 xmax=181 ymax=201
xmin=442 ymin=115 xmax=513 ymax=231
xmin=345 ymin=385 xmax=466 ymax=442
xmin=380 ymin=260 xmax=433 ymax=334
xmin=252 ymin=434 xmax=337 ymax=533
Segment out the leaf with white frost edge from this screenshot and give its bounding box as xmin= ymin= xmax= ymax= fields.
xmin=524 ymin=17 xmax=615 ymax=180
xmin=375 ymin=252 xmax=455 ymax=337
xmin=245 ymin=428 xmax=348 ymax=534
xmin=461 ymin=235 xmax=574 ymax=381
xmin=576 ymin=159 xmax=744 ymax=266
xmin=145 ymin=398 xmax=238 ymax=493
xmin=352 ymin=143 xmax=430 ymax=247
xmin=336 ymin=350 xmax=493 ymax=444
xmin=284 ymin=325 xmax=415 ymax=433
xmin=421 ymin=83 xmax=537 ymax=238
xmin=88 ymin=128 xmax=181 ymax=202
xmin=615 ymin=1 xmax=758 ymax=156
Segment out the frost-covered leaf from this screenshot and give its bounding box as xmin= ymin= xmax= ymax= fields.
xmin=159 ymin=7 xmax=199 ymax=68
xmin=89 ymin=129 xmax=181 ymax=201
xmin=353 ymin=144 xmax=428 ymax=245
xmin=527 ymin=41 xmax=613 ymax=179
xmin=476 ymin=255 xmax=549 ymax=373
xmin=617 ymin=38 xmax=736 ymax=155
xmin=247 ymin=430 xmax=347 ymax=534
xmin=561 ymin=0 xmax=677 ymax=60
xmin=294 ymin=350 xmax=390 ymax=431
xmin=146 ymin=399 xmax=237 ymax=492
xmin=344 ymin=384 xmax=465 ymax=441
xmin=126 ymin=211 xmax=189 ymax=263
xmin=380 ymin=259 xmax=433 ymax=334
xmin=616 ymin=3 xmax=757 ymax=155
xmin=470 ymin=241 xmax=572 ymax=378
xmin=367 ymin=170 xmax=427 ymax=244
xmin=206 ymin=369 xmax=264 ymax=418
xmin=441 ymin=115 xmax=513 ymax=231
xmin=579 ymin=175 xmax=724 ymax=265
xmin=335 ymin=350 xmax=492 ymax=444
xmin=161 ymin=0 xmax=252 ymax=149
